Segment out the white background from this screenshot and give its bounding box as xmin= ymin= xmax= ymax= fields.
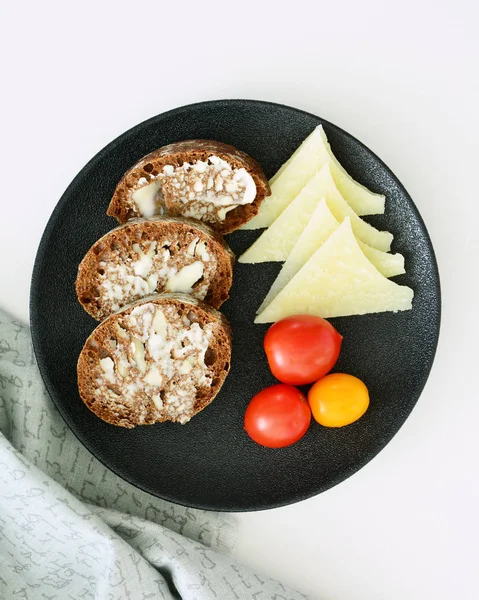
xmin=1 ymin=1 xmax=478 ymax=598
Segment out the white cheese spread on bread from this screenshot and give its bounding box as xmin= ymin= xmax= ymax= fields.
xmin=131 ymin=155 xmax=256 ymax=223
xmin=94 ymin=302 xmax=215 ymax=424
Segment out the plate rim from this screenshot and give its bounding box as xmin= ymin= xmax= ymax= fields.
xmin=30 ymin=99 xmax=442 ymax=511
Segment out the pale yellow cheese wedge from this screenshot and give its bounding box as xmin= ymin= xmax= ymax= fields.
xmin=242 ymin=125 xmax=385 ymax=229
xmin=239 ymin=164 xmax=393 ymax=263
xmin=359 ymin=241 xmax=405 ymax=278
xmin=257 ymin=200 xmax=405 ymax=313
xmin=255 ymin=218 xmax=413 ymax=323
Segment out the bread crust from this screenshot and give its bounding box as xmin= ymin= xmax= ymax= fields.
xmin=77 ymin=293 xmax=232 ymax=428
xmin=107 ymin=140 xmax=270 ymax=234
xmin=76 ymin=216 xmax=235 ymax=320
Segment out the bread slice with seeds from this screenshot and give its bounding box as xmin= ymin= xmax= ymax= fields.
xmin=107 ymin=140 xmax=270 ymax=234
xmin=77 ymin=293 xmax=232 ymax=427
xmin=76 ymin=217 xmax=234 ymax=321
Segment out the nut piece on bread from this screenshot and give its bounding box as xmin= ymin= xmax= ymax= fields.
xmin=77 ymin=294 xmax=232 ymax=427
xmin=107 ymin=140 xmax=270 ymax=234
xmin=76 ymin=217 xmax=234 ymax=321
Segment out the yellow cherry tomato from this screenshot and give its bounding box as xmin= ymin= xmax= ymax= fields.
xmin=308 ymin=373 xmax=369 ymax=427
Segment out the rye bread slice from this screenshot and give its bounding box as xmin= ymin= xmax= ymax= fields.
xmin=107 ymin=139 xmax=270 ymax=234
xmin=77 ymin=293 xmax=232 ymax=428
xmin=76 ymin=216 xmax=235 ymax=321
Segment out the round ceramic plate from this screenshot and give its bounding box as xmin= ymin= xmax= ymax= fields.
xmin=31 ymin=100 xmax=441 ymax=511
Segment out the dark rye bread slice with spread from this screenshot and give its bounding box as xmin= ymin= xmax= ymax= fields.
xmin=76 ymin=217 xmax=234 ymax=321
xmin=77 ymin=294 xmax=232 ymax=427
xmin=107 ymin=139 xmax=271 ymax=234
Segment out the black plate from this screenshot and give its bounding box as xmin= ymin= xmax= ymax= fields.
xmin=30 ymin=100 xmax=441 ymax=511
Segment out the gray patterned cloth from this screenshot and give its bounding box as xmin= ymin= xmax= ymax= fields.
xmin=0 ymin=308 xmax=310 ymax=600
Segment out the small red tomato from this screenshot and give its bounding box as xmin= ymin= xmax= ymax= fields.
xmin=244 ymin=384 xmax=311 ymax=448
xmin=264 ymin=315 xmax=343 ymax=385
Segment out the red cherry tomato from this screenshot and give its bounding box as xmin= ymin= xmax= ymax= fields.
xmin=244 ymin=384 xmax=311 ymax=448
xmin=264 ymin=315 xmax=343 ymax=385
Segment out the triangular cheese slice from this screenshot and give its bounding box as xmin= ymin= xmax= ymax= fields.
xmin=257 ymin=200 xmax=405 ymax=313
xmin=358 ymin=239 xmax=405 ymax=278
xmin=255 ymin=218 xmax=413 ymax=323
xmin=239 ymin=164 xmax=393 ymax=263
xmin=242 ymin=125 xmax=385 ymax=229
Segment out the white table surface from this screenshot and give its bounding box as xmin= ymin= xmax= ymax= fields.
xmin=1 ymin=1 xmax=478 ymax=598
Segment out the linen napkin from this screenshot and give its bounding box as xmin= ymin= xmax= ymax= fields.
xmin=0 ymin=308 xmax=310 ymax=599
